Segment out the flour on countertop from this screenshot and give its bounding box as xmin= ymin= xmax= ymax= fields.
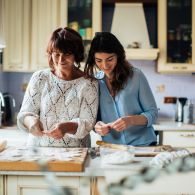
xmin=101 ymin=150 xmax=134 ymax=165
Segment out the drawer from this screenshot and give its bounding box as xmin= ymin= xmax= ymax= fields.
xmin=162 ymin=131 xmax=195 ymax=147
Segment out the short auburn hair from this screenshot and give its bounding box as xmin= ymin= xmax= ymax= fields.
xmin=46 ymin=27 xmax=84 ymax=69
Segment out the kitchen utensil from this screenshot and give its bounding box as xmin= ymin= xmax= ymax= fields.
xmin=96 ymin=141 xmax=174 ymax=157
xmin=1 ymin=92 xmax=16 ymax=126
xmin=175 ymin=97 xmax=187 ymax=122
xmin=96 ymin=140 xmax=130 ymax=151
xmin=183 ymin=100 xmax=194 ymax=124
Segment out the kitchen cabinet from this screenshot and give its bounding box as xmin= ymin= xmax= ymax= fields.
xmin=66 ymin=0 xmax=102 ymax=69
xmin=3 ymin=0 xmax=31 ymax=72
xmin=31 ymin=0 xmax=101 ymax=71
xmin=67 ymin=0 xmax=101 ymax=40
xmin=66 ymin=0 xmax=159 ymax=61
xmin=30 ymin=0 xmax=64 ymax=71
xmin=3 ymin=0 xmax=101 ymax=72
xmin=3 ymin=0 xmax=60 ymax=72
xmin=0 ymin=176 xmax=3 ymax=194
xmin=160 ymin=131 xmax=195 ymax=148
xmin=102 ymin=0 xmax=159 ymax=60
xmin=96 ymin=174 xmax=195 ymax=195
xmin=2 ymin=174 xmax=195 ymax=195
xmin=158 ymin=0 xmax=195 ymax=73
xmin=153 ymin=120 xmax=195 ymax=149
xmin=5 ymin=175 xmax=90 ymax=195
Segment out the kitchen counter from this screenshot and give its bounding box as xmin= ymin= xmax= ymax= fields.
xmin=0 ymin=155 xmax=149 ymax=176
xmin=0 ymin=127 xmax=150 ymax=176
xmin=0 ymin=126 xmax=27 ymax=146
xmin=153 ymin=119 xmax=195 ymax=148
xmin=0 ymin=127 xmax=153 ymax=195
xmin=1 ymin=126 xmax=195 ymax=195
xmin=153 ymin=119 xmax=195 ymax=131
xmin=0 ymin=126 xmax=150 ymax=176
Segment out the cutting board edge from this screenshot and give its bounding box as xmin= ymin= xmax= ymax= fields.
xmin=0 ymin=148 xmax=88 ymax=172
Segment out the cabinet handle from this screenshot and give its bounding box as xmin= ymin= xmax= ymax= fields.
xmin=180 ymin=133 xmax=195 ymax=137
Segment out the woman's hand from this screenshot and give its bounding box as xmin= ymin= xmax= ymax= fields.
xmin=29 ymin=119 xmax=44 ymax=136
xmin=24 ymin=116 xmax=44 ymax=136
xmin=44 ymin=122 xmax=78 ymax=139
xmin=95 ymin=121 xmax=111 ymax=136
xmin=110 ymin=116 xmax=131 ymax=132
xmin=111 ymin=115 xmax=148 ymax=132
xmin=44 ymin=123 xmax=66 ymax=139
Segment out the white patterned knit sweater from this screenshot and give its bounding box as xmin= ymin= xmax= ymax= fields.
xmin=17 ymin=69 xmax=98 ymax=147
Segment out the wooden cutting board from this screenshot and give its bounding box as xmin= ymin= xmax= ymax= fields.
xmin=0 ymin=147 xmax=88 ymax=172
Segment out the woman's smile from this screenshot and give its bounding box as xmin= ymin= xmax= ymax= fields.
xmin=95 ymin=52 xmax=117 ymax=75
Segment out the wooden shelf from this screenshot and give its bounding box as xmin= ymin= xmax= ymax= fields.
xmin=125 ymin=48 xmax=159 ymax=60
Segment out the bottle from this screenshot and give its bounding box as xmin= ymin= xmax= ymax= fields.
xmin=183 ymin=100 xmax=194 ymax=124
xmin=175 ymin=97 xmax=187 ymax=122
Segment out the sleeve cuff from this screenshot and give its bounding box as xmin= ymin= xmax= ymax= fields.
xmin=17 ymin=112 xmax=39 ymax=132
xmin=66 ymin=118 xmax=92 ymax=139
xmin=141 ymin=110 xmax=158 ymax=127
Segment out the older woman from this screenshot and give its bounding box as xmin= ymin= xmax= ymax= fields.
xmin=17 ymin=27 xmax=98 ymax=147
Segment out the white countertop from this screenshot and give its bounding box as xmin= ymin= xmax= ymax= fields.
xmin=0 ymin=124 xmax=194 ymax=177
xmin=153 ymin=119 xmax=195 ymax=131
xmin=0 ymin=126 xmax=27 ymax=146
xmin=0 ymin=125 xmax=195 ymax=194
xmin=0 ymin=126 xmax=150 ymax=176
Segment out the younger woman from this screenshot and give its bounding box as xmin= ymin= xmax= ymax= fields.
xmin=85 ymin=32 xmax=158 ymax=146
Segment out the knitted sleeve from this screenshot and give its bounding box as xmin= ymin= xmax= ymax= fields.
xmin=68 ymin=80 xmax=99 ymax=139
xmin=17 ymin=71 xmax=44 ymax=131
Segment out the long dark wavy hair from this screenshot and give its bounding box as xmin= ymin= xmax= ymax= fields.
xmin=46 ymin=27 xmax=84 ymax=70
xmin=84 ymin=32 xmax=133 ymax=94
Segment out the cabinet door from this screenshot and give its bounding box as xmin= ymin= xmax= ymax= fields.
xmin=6 ymin=175 xmax=90 ymax=195
xmin=3 ymin=0 xmax=31 ymax=72
xmin=66 ymin=0 xmax=101 ymax=40
xmin=162 ymin=131 xmax=195 ymax=147
xmin=66 ymin=0 xmax=101 ymax=66
xmin=31 ymin=0 xmax=62 ymax=71
xmin=158 ymin=0 xmax=195 ymax=73
xmin=3 ymin=0 xmax=101 ymax=72
xmin=31 ymin=0 xmax=101 ymax=71
xmin=0 ymin=176 xmax=3 ymax=194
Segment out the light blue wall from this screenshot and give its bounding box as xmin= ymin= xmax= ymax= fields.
xmin=0 ymin=61 xmax=195 ymax=119
xmin=0 ymin=72 xmax=32 ymax=112
xmin=130 ymin=60 xmax=195 ymax=119
xmin=0 ymin=72 xmax=7 ymax=92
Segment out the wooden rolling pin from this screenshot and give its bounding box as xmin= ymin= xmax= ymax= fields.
xmin=96 ymin=141 xmax=131 ymax=151
xmin=96 ymin=141 xmax=156 ymax=157
xmin=96 ymin=140 xmax=173 ymax=157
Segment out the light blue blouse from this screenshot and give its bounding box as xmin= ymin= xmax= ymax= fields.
xmin=97 ymin=67 xmax=158 ymax=146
